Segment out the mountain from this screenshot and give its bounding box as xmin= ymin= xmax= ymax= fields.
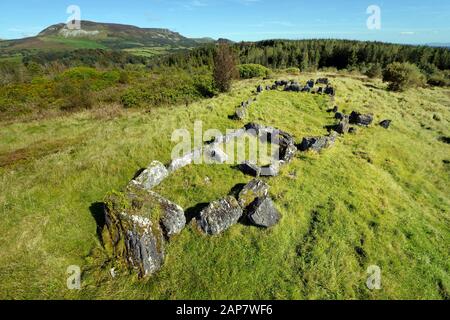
xmin=0 ymin=21 xmax=215 ymax=53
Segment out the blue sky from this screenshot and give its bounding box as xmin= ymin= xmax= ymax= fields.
xmin=1 ymin=0 xmax=449 ymax=44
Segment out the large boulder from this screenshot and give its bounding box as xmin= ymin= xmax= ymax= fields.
xmin=350 ymin=111 xmax=374 ymax=126
xmin=247 ymin=197 xmax=281 ymax=228
xmin=199 ymin=196 xmax=243 ymax=235
xmin=238 ymin=179 xmax=269 ymax=208
xmin=298 ymin=132 xmax=338 ymax=152
xmin=130 ymin=161 xmax=168 ymax=190
xmin=102 ymin=187 xmax=185 ymax=277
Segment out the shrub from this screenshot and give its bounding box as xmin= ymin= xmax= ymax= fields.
xmin=121 ymin=89 xmax=141 ymax=108
xmin=284 ymin=67 xmax=300 ymax=75
xmin=382 ymin=62 xmax=426 ymax=91
xmin=365 ymin=64 xmax=382 ymax=79
xmin=238 ymin=64 xmax=271 ymax=79
xmin=427 ymin=73 xmax=449 ymax=87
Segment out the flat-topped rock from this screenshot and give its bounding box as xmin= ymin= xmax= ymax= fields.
xmin=199 ymin=196 xmax=243 ymax=235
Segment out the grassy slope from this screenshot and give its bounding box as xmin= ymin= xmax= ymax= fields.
xmin=0 ymin=73 xmax=449 ymax=299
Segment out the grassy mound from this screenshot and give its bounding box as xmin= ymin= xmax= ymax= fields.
xmin=0 ymin=73 xmax=448 ymax=299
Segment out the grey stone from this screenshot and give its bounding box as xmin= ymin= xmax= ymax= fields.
xmin=324 ymin=85 xmax=335 ymax=96
xmin=349 ymin=127 xmax=357 ymax=134
xmin=235 ymin=107 xmax=247 ymax=120
xmin=199 ymin=196 xmax=243 ymax=235
xmin=350 ymin=111 xmax=374 ymax=126
xmin=247 ymin=197 xmax=281 ymax=228
xmin=299 ymin=132 xmax=337 ymax=152
xmin=334 ymin=116 xmax=350 ymax=134
xmin=146 ymin=191 xmax=186 ymax=238
xmin=316 ymin=78 xmax=329 ymax=85
xmin=257 ymin=85 xmax=264 ymax=93
xmin=204 ymin=144 xmax=228 ymax=164
xmin=238 ymin=179 xmax=269 ymax=208
xmin=335 ymin=112 xmax=344 ymax=120
xmin=130 ymin=160 xmax=168 ymax=190
xmin=239 ymin=161 xmax=261 ymax=177
xmin=260 ymin=163 xmax=280 ymax=177
xmin=379 ymin=120 xmax=391 ymax=129
xmin=103 ymin=188 xmax=176 ymax=277
xmin=214 ymin=129 xmax=246 ymax=144
xmin=168 ymin=148 xmax=202 ymax=172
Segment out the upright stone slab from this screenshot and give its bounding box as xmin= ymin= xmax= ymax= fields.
xmin=102 ymin=187 xmax=186 ymax=277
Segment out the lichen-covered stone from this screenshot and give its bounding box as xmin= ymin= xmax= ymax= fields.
xmin=102 ymin=187 xmax=186 ymax=277
xmin=238 ymin=179 xmax=269 ymax=208
xmin=130 ymin=160 xmax=168 ymax=190
xmin=199 ymin=196 xmax=243 ymax=235
xmin=247 ymin=197 xmax=281 ymax=228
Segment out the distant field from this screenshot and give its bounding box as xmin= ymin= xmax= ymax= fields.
xmin=0 ymin=73 xmax=448 ymax=299
xmin=124 ymin=46 xmax=179 ymax=57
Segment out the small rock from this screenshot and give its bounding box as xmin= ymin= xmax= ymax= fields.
xmin=379 ymin=120 xmax=392 ymax=129
xmin=335 ymin=112 xmax=344 ymax=120
xmin=348 ymin=127 xmax=357 ymax=134
xmin=235 ymin=107 xmax=247 ymax=120
xmin=199 ymin=196 xmax=243 ymax=235
xmin=257 ymin=85 xmax=264 ymax=93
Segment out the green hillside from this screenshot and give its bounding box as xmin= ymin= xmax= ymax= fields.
xmin=0 ymin=21 xmax=214 ymax=54
xmin=0 ymin=72 xmax=448 ymax=299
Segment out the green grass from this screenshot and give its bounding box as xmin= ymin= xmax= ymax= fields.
xmin=41 ymin=36 xmax=108 ymax=50
xmin=0 ymin=73 xmax=449 ymax=299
